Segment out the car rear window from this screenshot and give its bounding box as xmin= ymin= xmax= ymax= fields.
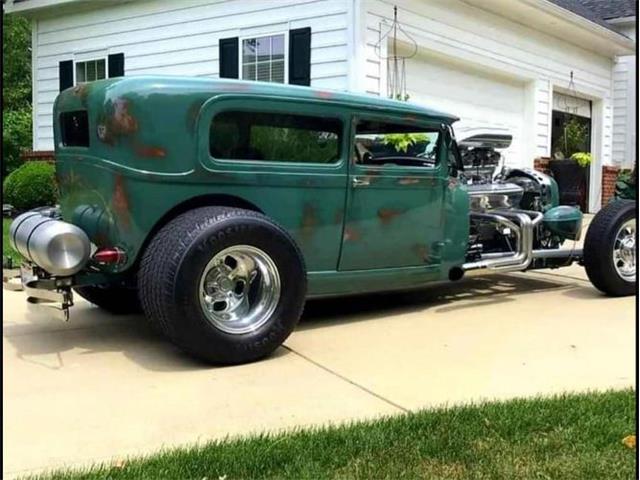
xmin=210 ymin=111 xmax=342 ymax=164
xmin=60 ymin=110 xmax=90 ymax=147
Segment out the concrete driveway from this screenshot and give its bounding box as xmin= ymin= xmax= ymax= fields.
xmin=3 ymin=250 xmax=636 ymax=478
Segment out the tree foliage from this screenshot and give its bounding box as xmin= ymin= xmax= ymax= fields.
xmin=2 ymin=14 xmax=32 ymax=178
xmin=3 ymin=14 xmax=32 ymax=109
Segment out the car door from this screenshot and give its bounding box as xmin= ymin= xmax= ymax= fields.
xmin=338 ymin=114 xmax=448 ymax=271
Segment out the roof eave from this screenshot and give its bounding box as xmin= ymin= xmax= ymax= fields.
xmin=532 ymin=0 xmax=636 ymax=54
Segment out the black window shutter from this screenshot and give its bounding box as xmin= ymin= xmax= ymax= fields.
xmin=108 ymin=53 xmax=125 ymax=78
xmin=59 ymin=60 xmax=74 ymax=91
xmin=219 ymin=37 xmax=239 ymax=79
xmin=289 ymin=27 xmax=311 ymax=86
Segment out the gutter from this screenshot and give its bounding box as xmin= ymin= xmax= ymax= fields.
xmin=524 ymin=0 xmax=636 ymax=54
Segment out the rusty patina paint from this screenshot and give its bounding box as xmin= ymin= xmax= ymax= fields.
xmin=72 ymin=83 xmax=91 ymax=107
xmin=133 ymin=143 xmax=166 ymax=158
xmin=111 ymin=174 xmax=130 ymax=230
xmin=316 ymin=90 xmax=334 ymax=100
xmin=53 ymin=76 xmax=466 ymax=295
xmin=97 ymin=97 xmax=138 ymax=145
xmin=343 ymin=225 xmax=361 ymax=242
xmin=397 ymin=177 xmax=420 ymax=186
xmin=377 ymin=208 xmax=404 ymax=225
xmin=411 ymin=243 xmax=429 ymax=262
xmin=300 ymin=203 xmax=318 ymax=242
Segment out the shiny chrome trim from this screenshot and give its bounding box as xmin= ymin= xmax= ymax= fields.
xmin=199 ymin=245 xmax=281 ymax=335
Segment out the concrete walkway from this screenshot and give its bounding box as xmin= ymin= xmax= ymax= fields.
xmin=3 ymin=261 xmax=635 ymax=478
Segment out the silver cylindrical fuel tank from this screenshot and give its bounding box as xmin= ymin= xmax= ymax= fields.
xmin=9 ymin=210 xmax=91 ymax=276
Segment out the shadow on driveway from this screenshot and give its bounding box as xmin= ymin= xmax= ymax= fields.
xmin=4 ymin=273 xmax=586 ymax=371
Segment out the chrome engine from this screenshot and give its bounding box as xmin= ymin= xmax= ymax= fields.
xmin=453 ymin=129 xmax=578 ymax=277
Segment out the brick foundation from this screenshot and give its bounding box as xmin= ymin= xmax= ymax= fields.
xmin=19 ymin=150 xmax=55 ymax=163
xmin=534 ymin=158 xmax=622 ymax=210
xmin=601 ymin=165 xmax=620 ymax=207
xmin=533 ymin=157 xmax=551 ymax=175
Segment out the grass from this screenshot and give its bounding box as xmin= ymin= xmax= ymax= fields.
xmin=30 ymin=389 xmax=635 ymax=480
xmin=3 ymin=217 xmax=22 ymax=265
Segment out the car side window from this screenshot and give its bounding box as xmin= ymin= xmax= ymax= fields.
xmin=210 ymin=111 xmax=342 ymax=164
xmin=354 ymin=119 xmax=441 ymax=168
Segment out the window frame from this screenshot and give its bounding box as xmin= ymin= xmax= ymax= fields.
xmin=238 ymin=31 xmax=289 ymax=84
xmin=73 ymin=56 xmax=108 ymax=85
xmin=209 ymin=109 xmax=344 ymax=166
xmin=199 ymin=96 xmax=350 ymax=174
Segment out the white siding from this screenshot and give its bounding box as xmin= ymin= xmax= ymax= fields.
xmin=361 ymin=0 xmax=619 ymax=210
xmin=611 ymin=54 xmax=637 ymax=169
xmin=32 ymin=0 xmax=351 ymax=150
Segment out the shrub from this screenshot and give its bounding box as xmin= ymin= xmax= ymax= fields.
xmin=2 ymin=108 xmax=32 ymax=178
xmin=3 ymin=161 xmax=58 ymax=210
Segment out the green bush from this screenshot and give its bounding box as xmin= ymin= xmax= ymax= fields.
xmin=2 ymin=108 xmax=32 ymax=177
xmin=3 ymin=161 xmax=58 ymax=210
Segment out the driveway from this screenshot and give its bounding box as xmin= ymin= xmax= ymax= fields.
xmin=3 ymin=229 xmax=636 ymax=478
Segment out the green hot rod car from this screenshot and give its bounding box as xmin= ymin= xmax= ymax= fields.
xmin=5 ymin=76 xmax=637 ymax=364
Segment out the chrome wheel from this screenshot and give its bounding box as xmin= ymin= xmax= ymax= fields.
xmin=613 ymin=219 xmax=636 ymax=282
xmin=199 ymin=245 xmax=281 ymax=334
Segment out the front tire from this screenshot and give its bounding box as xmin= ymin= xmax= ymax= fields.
xmin=584 ymin=200 xmax=636 ymax=296
xmin=138 ymin=207 xmax=306 ymax=364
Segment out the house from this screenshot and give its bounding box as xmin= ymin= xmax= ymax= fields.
xmin=4 ymin=0 xmax=636 ymax=211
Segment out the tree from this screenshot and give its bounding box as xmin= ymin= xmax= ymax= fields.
xmin=2 ymin=13 xmax=33 ymax=178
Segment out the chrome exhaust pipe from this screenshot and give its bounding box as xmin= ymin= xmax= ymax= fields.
xmin=461 ymin=211 xmax=541 ymax=277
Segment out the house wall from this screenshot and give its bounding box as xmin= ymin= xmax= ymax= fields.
xmin=31 ymin=0 xmax=352 ymax=150
xmin=610 ymin=22 xmax=636 ymax=169
xmin=360 ymin=0 xmax=620 ymax=210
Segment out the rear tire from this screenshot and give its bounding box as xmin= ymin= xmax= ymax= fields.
xmin=138 ymin=206 xmax=306 ymax=365
xmin=74 ymin=284 xmax=141 ymax=314
xmin=584 ymin=200 xmax=636 ymax=296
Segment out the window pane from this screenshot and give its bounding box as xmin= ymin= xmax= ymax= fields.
xmin=271 ymin=60 xmax=285 ymax=83
xmin=242 ymin=63 xmax=256 ymax=80
xmin=97 ymin=59 xmax=106 ymax=79
xmin=87 ymin=60 xmax=97 ymax=82
xmin=256 ymin=62 xmax=270 ymax=82
xmin=210 ymin=111 xmax=342 ymax=163
xmin=242 ymin=39 xmax=256 ymax=63
xmin=355 ymin=120 xmax=441 ymax=167
xmin=75 ymin=62 xmax=85 ymax=83
xmin=271 ymin=34 xmax=285 ymax=60
xmin=256 ymin=37 xmax=270 ymax=62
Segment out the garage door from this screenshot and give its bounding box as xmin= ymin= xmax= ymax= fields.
xmin=404 ymin=51 xmax=525 ymax=167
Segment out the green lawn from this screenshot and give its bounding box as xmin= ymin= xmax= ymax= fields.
xmin=3 ymin=217 xmax=22 ymax=265
xmin=30 ymin=389 xmax=635 ymax=480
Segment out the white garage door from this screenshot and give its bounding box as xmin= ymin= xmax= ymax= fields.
xmin=404 ymin=51 xmax=525 ymax=166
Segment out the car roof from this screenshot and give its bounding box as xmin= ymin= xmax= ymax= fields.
xmin=93 ymin=75 xmax=460 ymax=124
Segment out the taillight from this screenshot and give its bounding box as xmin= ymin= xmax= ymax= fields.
xmin=92 ymin=247 xmax=126 ymax=265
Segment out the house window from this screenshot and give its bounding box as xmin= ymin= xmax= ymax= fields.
xmin=75 ymin=59 xmax=106 ymax=84
xmin=241 ymin=34 xmax=286 ymax=83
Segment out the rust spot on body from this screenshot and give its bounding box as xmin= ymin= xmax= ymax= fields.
xmin=112 ymin=174 xmax=131 ymax=229
xmin=377 ymin=208 xmax=403 ymax=225
xmin=97 ymin=97 xmax=138 ymax=145
xmin=316 ymin=90 xmax=333 ymax=99
xmin=72 ymin=83 xmax=90 ymax=106
xmin=134 ymin=143 xmax=166 ymax=158
xmin=300 ymin=203 xmax=318 ymax=242
xmin=343 ymin=225 xmax=361 ymax=242
xmin=398 ymin=177 xmax=420 ymax=186
xmin=411 ymin=243 xmax=429 ymax=262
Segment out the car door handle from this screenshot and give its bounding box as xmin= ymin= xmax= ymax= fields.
xmin=352 ymin=177 xmax=370 ymax=187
